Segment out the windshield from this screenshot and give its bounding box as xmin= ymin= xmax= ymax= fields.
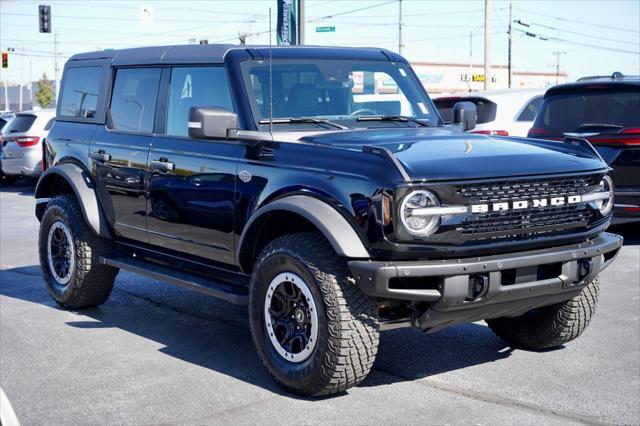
xmin=240 ymin=59 xmax=440 ymax=130
xmin=535 ymin=89 xmax=640 ymax=134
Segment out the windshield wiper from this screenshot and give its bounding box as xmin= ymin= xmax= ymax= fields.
xmin=355 ymin=115 xmax=432 ymax=127
xmin=258 ymin=117 xmax=348 ymax=130
xmin=574 ymin=123 xmax=623 ymax=133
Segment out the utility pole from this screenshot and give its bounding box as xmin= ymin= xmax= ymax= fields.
xmin=54 ymin=29 xmax=59 ymax=102
xmin=298 ymin=0 xmax=305 ymax=45
xmin=552 ymin=51 xmax=566 ymax=84
xmin=398 ymin=0 xmax=403 ymax=55
xmin=29 ymin=58 xmax=33 ymax=108
xmin=507 ymin=3 xmax=512 ymax=88
xmin=484 ymin=0 xmax=492 ymax=90
xmin=19 ymin=47 xmax=24 ymax=111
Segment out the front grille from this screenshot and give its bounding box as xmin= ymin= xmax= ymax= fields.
xmin=456 ymin=175 xmax=597 ymax=202
xmin=455 ymin=174 xmax=599 ymax=241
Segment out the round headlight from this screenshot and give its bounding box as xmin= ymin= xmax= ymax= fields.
xmin=400 ymin=190 xmax=440 ymax=236
xmin=597 ymin=175 xmax=614 ymax=216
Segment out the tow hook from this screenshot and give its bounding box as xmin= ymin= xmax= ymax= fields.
xmin=468 ymin=273 xmax=489 ymax=300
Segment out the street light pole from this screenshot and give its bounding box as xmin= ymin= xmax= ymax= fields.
xmin=508 ymin=3 xmax=512 ymax=88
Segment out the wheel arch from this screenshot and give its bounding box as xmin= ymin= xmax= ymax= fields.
xmin=35 ymin=163 xmax=112 ymax=239
xmin=237 ymin=195 xmax=371 ymax=273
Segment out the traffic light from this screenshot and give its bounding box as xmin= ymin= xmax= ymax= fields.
xmin=1 ymin=52 xmax=8 ymax=69
xmin=39 ymin=5 xmax=51 ymax=33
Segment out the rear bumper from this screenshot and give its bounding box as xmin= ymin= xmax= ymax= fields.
xmin=349 ymin=233 xmax=622 ymax=330
xmin=0 ymin=154 xmax=42 ymax=177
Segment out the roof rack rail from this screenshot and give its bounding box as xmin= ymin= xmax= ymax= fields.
xmin=577 ymin=71 xmax=626 ymax=82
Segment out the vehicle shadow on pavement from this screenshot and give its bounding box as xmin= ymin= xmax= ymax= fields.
xmin=0 ymin=180 xmax=36 ymax=196
xmin=0 ymin=265 xmax=518 ymax=398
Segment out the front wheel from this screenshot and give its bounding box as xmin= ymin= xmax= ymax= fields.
xmin=486 ymin=277 xmax=600 ymax=350
xmin=249 ymin=233 xmax=379 ymax=396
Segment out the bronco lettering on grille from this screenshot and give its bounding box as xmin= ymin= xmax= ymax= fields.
xmin=471 ymin=195 xmax=582 ymax=213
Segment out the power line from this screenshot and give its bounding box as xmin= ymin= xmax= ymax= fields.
xmin=0 ymin=11 xmax=251 ymax=24
xmin=514 ymin=28 xmax=640 ymax=55
xmin=307 ymin=0 xmax=396 ymax=23
xmin=515 ymin=7 xmax=640 ymax=33
xmin=517 ymin=20 xmax=640 ymax=46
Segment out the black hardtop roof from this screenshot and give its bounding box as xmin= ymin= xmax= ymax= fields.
xmin=68 ymin=44 xmax=403 ymax=66
xmin=546 ymin=74 xmax=640 ymax=97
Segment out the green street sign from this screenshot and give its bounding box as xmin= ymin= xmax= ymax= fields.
xmin=315 ymin=26 xmax=335 ymax=33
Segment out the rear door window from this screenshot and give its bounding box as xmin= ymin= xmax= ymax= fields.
xmin=165 ymin=66 xmax=234 ymax=137
xmin=516 ymin=95 xmax=543 ymax=122
xmin=3 ymin=115 xmax=36 ymax=133
xmin=59 ymin=67 xmax=102 ymax=118
xmin=109 ymin=68 xmax=161 ymax=134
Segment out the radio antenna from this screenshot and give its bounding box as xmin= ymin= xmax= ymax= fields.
xmin=268 ymin=7 xmax=274 ymax=136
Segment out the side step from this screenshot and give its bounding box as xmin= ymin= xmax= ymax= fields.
xmin=99 ymin=256 xmax=249 ymax=305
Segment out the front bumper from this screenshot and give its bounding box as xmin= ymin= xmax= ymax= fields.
xmin=349 ymin=233 xmax=623 ymax=330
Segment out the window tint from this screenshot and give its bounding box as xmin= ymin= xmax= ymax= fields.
xmin=516 ymin=95 xmax=543 ymax=122
xmin=3 ymin=115 xmax=36 ymax=133
xmin=166 ymin=67 xmax=233 ymax=136
xmin=59 ymin=67 xmax=101 ymax=118
xmin=536 ymin=90 xmax=640 ymax=133
xmin=110 ymin=68 xmax=161 ymax=133
xmin=434 ymin=96 xmax=497 ymax=124
xmin=44 ymin=118 xmax=55 ymax=130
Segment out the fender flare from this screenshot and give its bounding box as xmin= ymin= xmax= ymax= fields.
xmin=237 ymin=195 xmax=371 ymax=266
xmin=35 ymin=163 xmax=112 ymax=239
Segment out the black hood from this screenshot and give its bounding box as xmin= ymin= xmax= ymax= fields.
xmin=300 ymin=128 xmax=607 ymax=181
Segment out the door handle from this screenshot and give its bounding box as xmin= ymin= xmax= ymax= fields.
xmin=149 ymin=158 xmax=175 ymax=172
xmin=90 ymin=150 xmax=111 ymax=163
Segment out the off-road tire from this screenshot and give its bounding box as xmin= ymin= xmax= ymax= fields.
xmin=39 ymin=194 xmax=118 ymax=309
xmin=249 ymin=232 xmax=379 ymax=396
xmin=486 ymin=277 xmax=600 ymax=350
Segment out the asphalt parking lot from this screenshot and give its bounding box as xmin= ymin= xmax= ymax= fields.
xmin=1 ymin=179 xmax=638 ymax=425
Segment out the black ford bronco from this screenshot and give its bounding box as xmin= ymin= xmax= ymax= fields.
xmin=36 ymin=45 xmax=622 ymax=396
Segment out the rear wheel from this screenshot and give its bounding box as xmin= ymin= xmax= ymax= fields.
xmin=39 ymin=195 xmax=118 ymax=309
xmin=486 ymin=278 xmax=600 ymax=350
xmin=249 ymin=232 xmax=379 ymax=396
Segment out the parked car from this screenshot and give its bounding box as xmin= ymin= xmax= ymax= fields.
xmin=1 ymin=112 xmax=16 ymax=183
xmin=0 ymin=111 xmax=14 ymax=131
xmin=434 ymin=88 xmax=546 ymax=137
xmin=35 ymin=45 xmax=621 ymax=396
xmin=0 ymin=109 xmax=55 ymax=179
xmin=528 ymin=73 xmax=639 ymax=223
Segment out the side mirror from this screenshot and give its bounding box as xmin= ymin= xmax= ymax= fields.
xmin=188 ymin=106 xmax=238 ymax=140
xmin=452 ymin=101 xmax=477 ymax=131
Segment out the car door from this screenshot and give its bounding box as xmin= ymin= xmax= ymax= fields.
xmin=147 ymin=65 xmax=241 ymax=265
xmin=91 ymin=67 xmax=161 ymax=242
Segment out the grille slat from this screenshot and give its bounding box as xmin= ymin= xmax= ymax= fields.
xmin=455 ymin=175 xmax=599 ymax=242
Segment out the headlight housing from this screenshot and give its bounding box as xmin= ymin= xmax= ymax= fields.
xmin=400 ymin=190 xmax=441 ymax=236
xmin=596 ymin=175 xmax=614 ymax=216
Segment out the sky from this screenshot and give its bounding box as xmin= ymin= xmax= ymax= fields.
xmin=0 ymin=0 xmax=639 ymax=86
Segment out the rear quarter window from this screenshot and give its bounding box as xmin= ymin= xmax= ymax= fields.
xmin=59 ymin=66 xmax=102 ymax=119
xmin=516 ymin=95 xmax=543 ymax=122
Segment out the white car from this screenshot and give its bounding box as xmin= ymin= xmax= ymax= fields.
xmin=0 ymin=109 xmax=56 ymax=179
xmin=433 ymin=88 xmax=546 ymax=137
